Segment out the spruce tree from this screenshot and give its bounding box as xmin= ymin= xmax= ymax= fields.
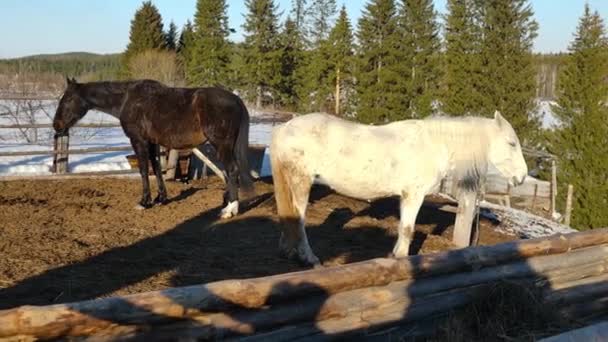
xmin=327 ymin=5 xmax=355 ymax=115
xmin=122 ymin=1 xmax=167 ymax=77
xmin=442 ymin=0 xmax=483 ymax=116
xmin=355 ymin=0 xmax=402 ymax=123
xmin=177 ymin=21 xmax=194 ymax=57
xmin=165 ymin=21 xmax=178 ymax=51
xmin=295 ymin=0 xmax=336 ymax=112
xmin=177 ymin=21 xmax=195 ymax=80
xmin=477 ymin=0 xmax=539 ymax=143
xmin=396 ymin=0 xmax=442 ymax=118
xmin=276 ymin=17 xmax=303 ymax=109
xmin=307 ymin=0 xmax=337 ymax=46
xmin=291 ymin=0 xmax=308 ymax=37
xmin=188 ymin=0 xmax=231 ymax=87
xmin=549 ymin=5 xmax=608 ymax=229
xmin=242 ymin=0 xmax=281 ymax=107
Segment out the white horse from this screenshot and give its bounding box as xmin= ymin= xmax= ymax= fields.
xmin=270 ymin=111 xmax=528 ymax=266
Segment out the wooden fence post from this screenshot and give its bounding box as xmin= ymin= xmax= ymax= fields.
xmin=532 ymin=184 xmax=539 ymax=211
xmin=52 ymin=135 xmax=69 ymax=174
xmin=564 ymin=184 xmax=574 ymax=227
xmin=504 ymin=183 xmax=511 ymax=208
xmin=164 ymin=149 xmax=179 ymax=180
xmin=550 ymin=160 xmax=557 ymax=217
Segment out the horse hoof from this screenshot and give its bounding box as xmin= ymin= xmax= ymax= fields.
xmin=134 ymin=204 xmax=147 ymax=211
xmin=312 ymin=262 xmax=324 ymax=269
xmin=219 ymin=211 xmax=235 ymax=219
xmin=390 ymin=251 xmax=408 ymax=259
xmin=219 ymin=201 xmax=239 ymax=219
xmin=154 ymin=197 xmax=168 ymax=206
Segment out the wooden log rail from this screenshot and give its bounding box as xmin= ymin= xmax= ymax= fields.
xmin=0 ymin=122 xmax=122 ymax=129
xmin=0 ymin=228 xmax=607 ymax=340
xmin=0 ymin=145 xmax=133 ymax=157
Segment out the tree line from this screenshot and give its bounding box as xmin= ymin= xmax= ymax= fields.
xmin=124 ymin=0 xmax=542 ymax=137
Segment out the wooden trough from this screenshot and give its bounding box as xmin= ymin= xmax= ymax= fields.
xmin=1 ymin=228 xmax=607 ymax=341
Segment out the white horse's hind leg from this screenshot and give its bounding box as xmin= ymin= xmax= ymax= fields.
xmin=271 ymin=153 xmax=319 ymax=266
xmin=280 ymin=184 xmax=320 ymax=266
xmin=393 ymin=191 xmax=425 ymax=258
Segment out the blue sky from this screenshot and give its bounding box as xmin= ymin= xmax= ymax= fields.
xmin=1 ymin=0 xmax=607 ymax=58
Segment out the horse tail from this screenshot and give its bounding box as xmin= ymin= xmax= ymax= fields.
xmin=235 ymin=100 xmax=255 ymax=196
xmin=270 ymin=137 xmax=298 ymax=224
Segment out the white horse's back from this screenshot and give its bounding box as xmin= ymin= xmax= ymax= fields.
xmin=272 ymin=113 xmax=439 ymax=200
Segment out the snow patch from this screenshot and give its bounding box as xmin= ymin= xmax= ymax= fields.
xmin=480 ymin=200 xmax=576 ymax=238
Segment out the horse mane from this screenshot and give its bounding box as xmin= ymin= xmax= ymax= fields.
xmin=421 ymin=115 xmax=494 ymax=191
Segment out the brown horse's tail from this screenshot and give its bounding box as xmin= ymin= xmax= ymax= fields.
xmin=235 ymin=101 xmax=255 ymax=196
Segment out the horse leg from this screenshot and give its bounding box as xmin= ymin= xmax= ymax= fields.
xmin=130 ymin=138 xmax=153 ymax=210
xmin=271 ymin=155 xmax=319 ymax=266
xmin=282 ymin=182 xmax=319 ymax=267
xmin=149 ymin=143 xmax=168 ymax=205
xmin=220 ymin=158 xmax=239 ymax=219
xmin=393 ymin=190 xmax=425 ymax=258
xmin=453 ymin=190 xmax=477 ymax=248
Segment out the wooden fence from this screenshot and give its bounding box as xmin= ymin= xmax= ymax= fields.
xmin=0 ymin=121 xmax=141 ymax=177
xmin=0 ymin=228 xmax=606 ymax=340
xmin=0 ymin=121 xmax=274 ymax=182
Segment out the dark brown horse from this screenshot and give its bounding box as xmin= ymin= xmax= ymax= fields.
xmin=53 ymin=78 xmax=254 ymax=217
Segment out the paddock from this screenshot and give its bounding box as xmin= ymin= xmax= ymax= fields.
xmin=0 ymin=176 xmax=521 ymax=309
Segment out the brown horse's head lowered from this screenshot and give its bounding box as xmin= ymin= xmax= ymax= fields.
xmin=53 ymin=77 xmax=90 ymax=136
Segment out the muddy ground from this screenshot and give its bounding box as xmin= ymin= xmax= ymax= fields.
xmin=0 ymin=177 xmax=516 ymax=309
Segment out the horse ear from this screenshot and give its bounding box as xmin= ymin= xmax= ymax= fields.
xmin=494 ymin=110 xmax=505 ymax=127
xmin=70 ymin=77 xmax=77 ymax=84
xmin=66 ymin=77 xmax=72 ymax=85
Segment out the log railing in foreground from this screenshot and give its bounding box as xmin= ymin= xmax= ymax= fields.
xmin=0 ymin=228 xmax=607 ymax=340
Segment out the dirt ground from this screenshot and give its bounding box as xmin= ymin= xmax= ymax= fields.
xmin=0 ymin=177 xmax=516 ymax=309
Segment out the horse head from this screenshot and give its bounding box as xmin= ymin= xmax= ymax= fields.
xmin=53 ymin=77 xmax=90 ymax=137
xmin=488 ymin=110 xmax=528 ymax=186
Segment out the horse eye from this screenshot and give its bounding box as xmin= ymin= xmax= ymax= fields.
xmin=509 ymin=142 xmax=516 ymax=147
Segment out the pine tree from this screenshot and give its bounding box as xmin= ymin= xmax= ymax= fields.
xmin=307 ymin=0 xmax=337 ymax=46
xmin=276 ymin=17 xmax=303 ymax=109
xmin=355 ymin=0 xmax=402 ymax=123
xmin=188 ymin=0 xmax=231 ymax=87
xmin=165 ymin=21 xmax=178 ymax=51
xmin=477 ymin=0 xmax=539 ymax=143
xmin=326 ymin=5 xmax=355 ymax=115
xmin=295 ymin=1 xmax=337 ymax=112
xmin=242 ymin=0 xmax=281 ymax=107
xmin=291 ymin=0 xmax=308 ymax=37
xmin=549 ymin=5 xmax=608 ymax=229
xmin=177 ymin=21 xmax=194 ymax=56
xmin=122 ymin=1 xmax=167 ymax=77
xmin=396 ymin=0 xmax=442 ymax=118
xmin=442 ymin=0 xmax=483 ymax=116
xmin=177 ymin=21 xmax=195 ymax=80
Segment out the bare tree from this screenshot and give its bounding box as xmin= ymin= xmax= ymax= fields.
xmin=128 ymin=50 xmax=183 ymax=86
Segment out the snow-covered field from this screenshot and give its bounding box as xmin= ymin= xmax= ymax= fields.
xmin=0 ymin=100 xmax=280 ymax=176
